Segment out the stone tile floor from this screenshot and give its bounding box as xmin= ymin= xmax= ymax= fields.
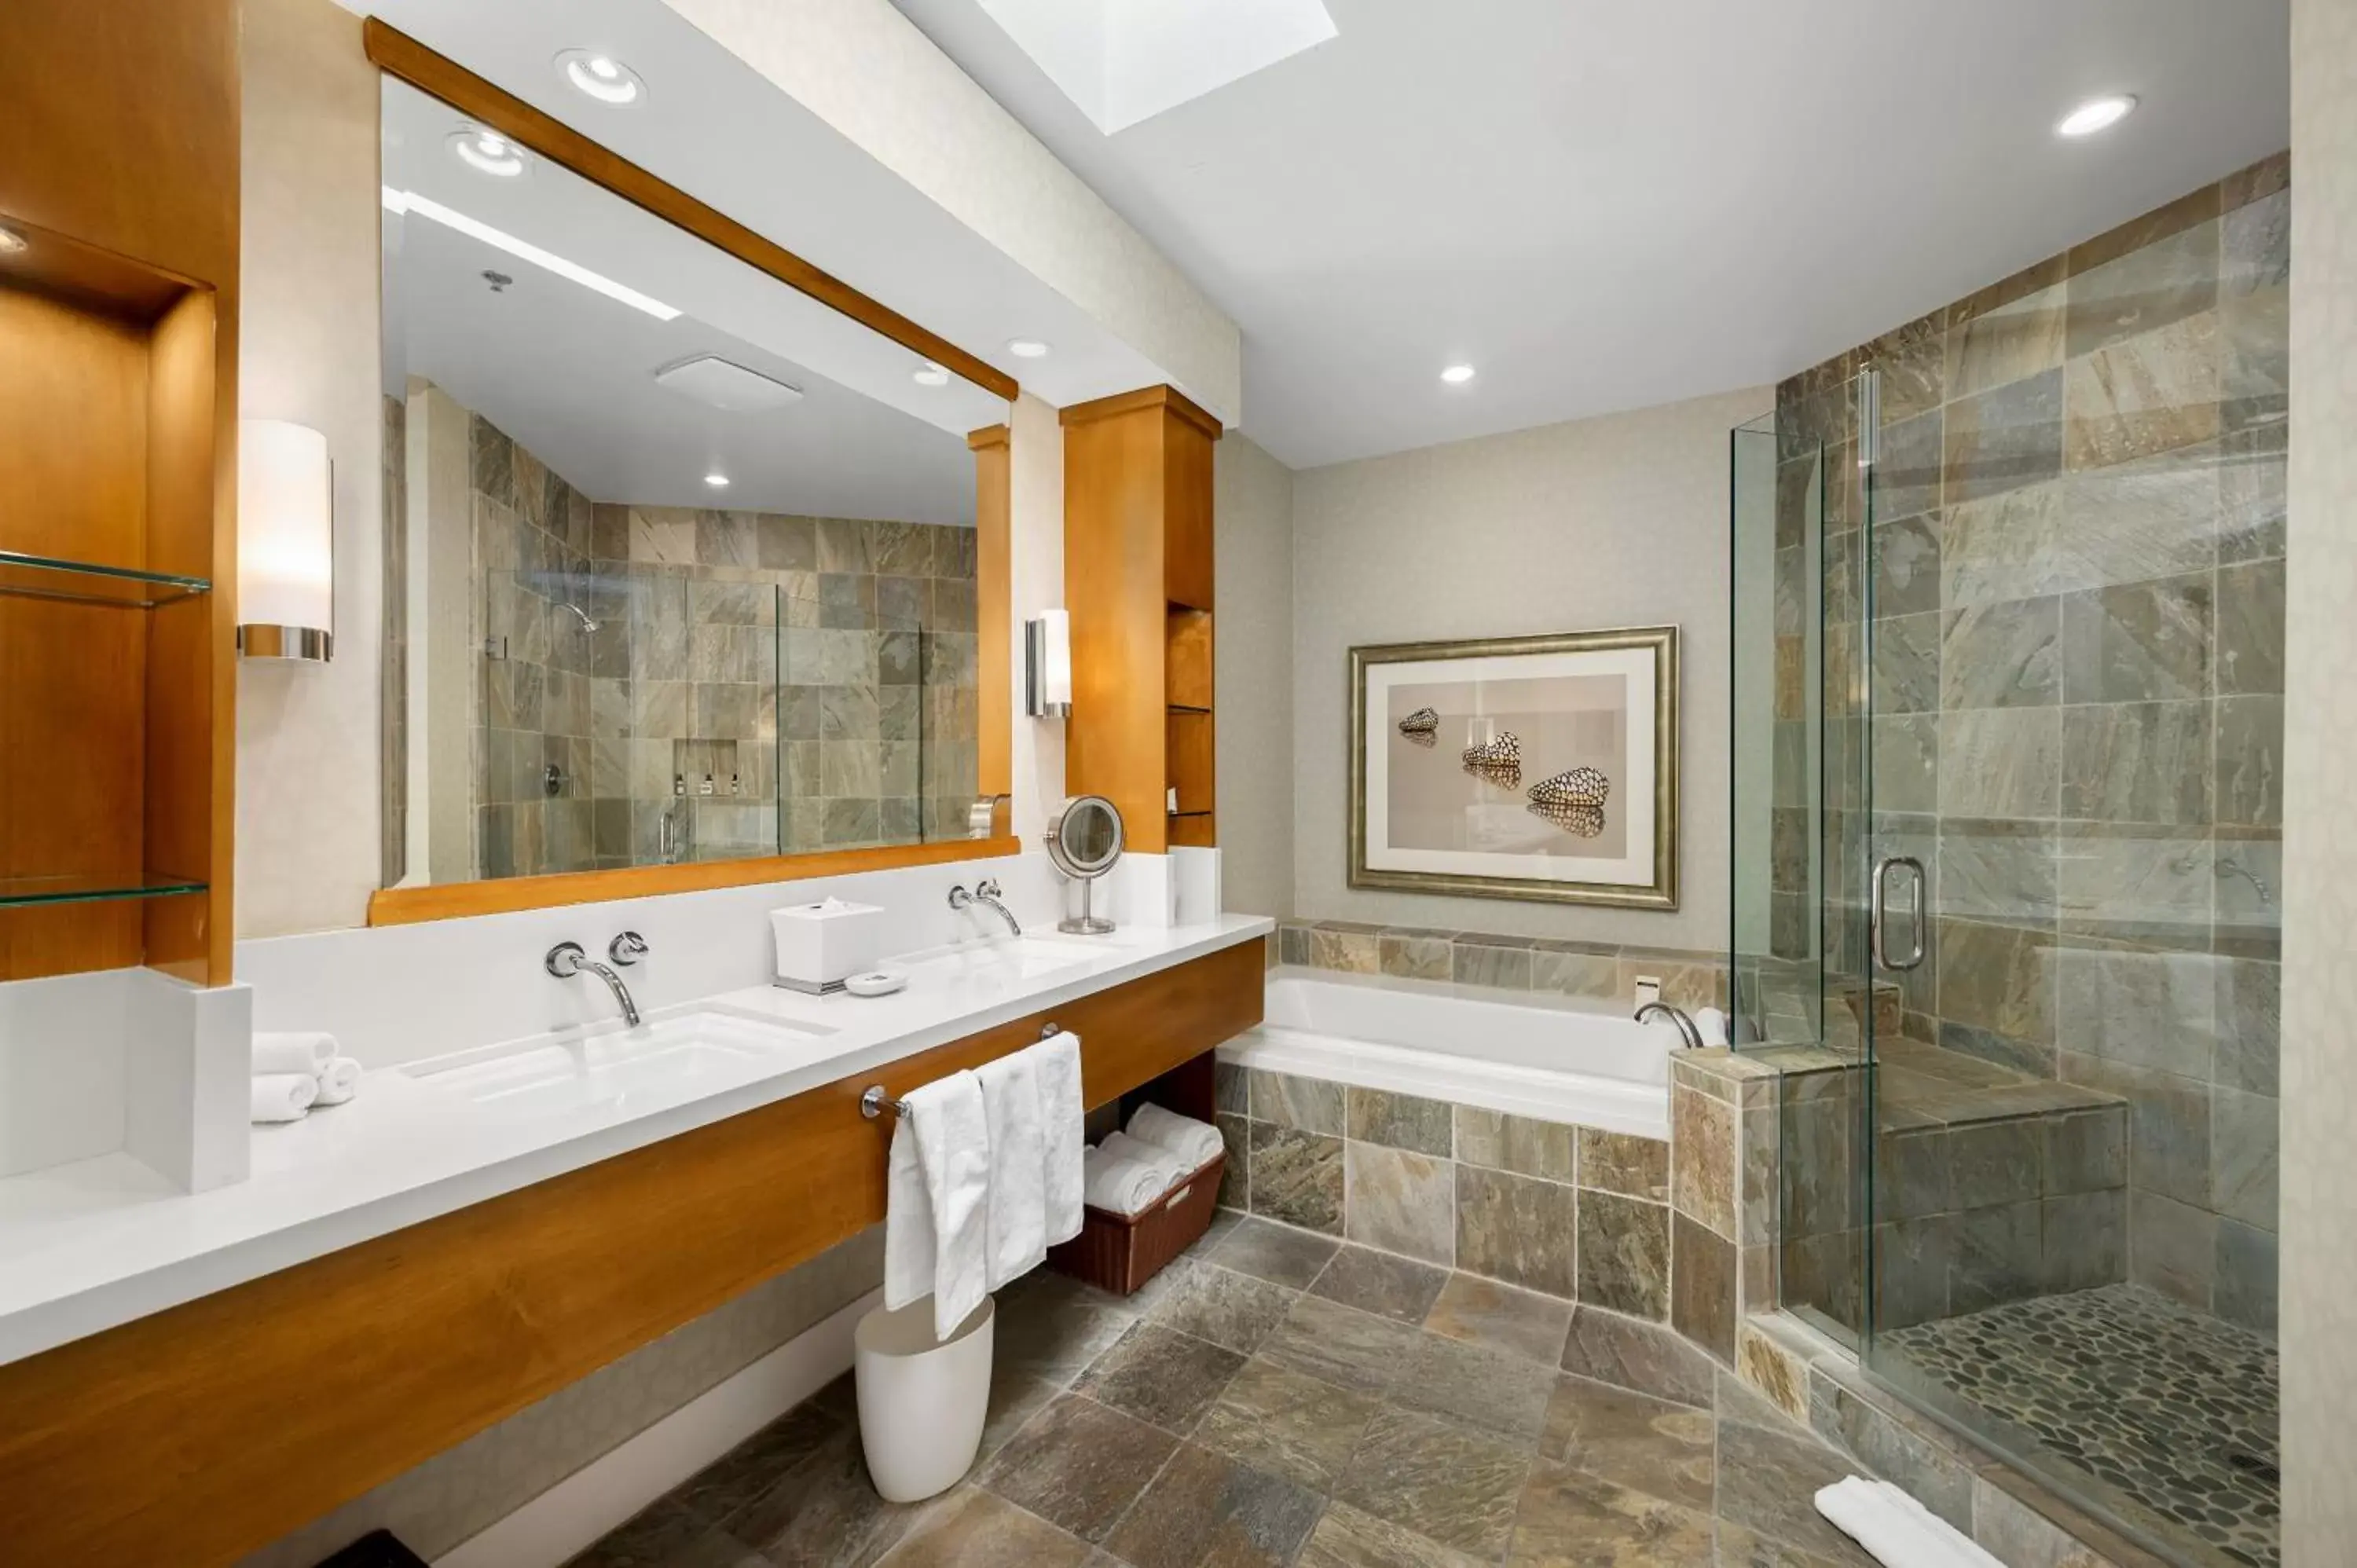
xmin=571 ymin=1212 xmax=1882 ymax=1567
xmin=1882 ymin=1283 xmax=2279 ymax=1568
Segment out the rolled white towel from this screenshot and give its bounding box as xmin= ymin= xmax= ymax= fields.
xmin=313 ymin=1057 xmax=362 ymax=1108
xmin=1693 ymin=1006 xmax=1732 ymax=1049
xmin=1126 ymin=1104 xmax=1223 ymax=1169
xmin=253 ymin=1031 xmax=336 ymax=1077
xmin=1083 ymin=1146 xmax=1173 ymax=1217
xmin=251 ymin=1072 xmax=319 ymax=1124
xmin=1098 ymin=1130 xmax=1185 ymax=1189
xmin=1814 ymin=1476 xmax=2003 ymax=1568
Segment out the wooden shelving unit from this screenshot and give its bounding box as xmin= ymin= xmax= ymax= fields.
xmin=0 ymin=0 xmax=241 ymax=984
xmin=1062 ymin=386 xmax=1221 ymax=855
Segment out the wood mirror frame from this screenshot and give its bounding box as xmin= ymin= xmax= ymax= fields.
xmin=360 ymin=22 xmax=1017 ymax=926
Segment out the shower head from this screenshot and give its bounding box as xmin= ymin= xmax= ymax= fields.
xmin=557 ymin=601 xmax=602 ymax=635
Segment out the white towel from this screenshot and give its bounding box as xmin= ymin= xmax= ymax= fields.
xmin=253 ymin=1031 xmax=335 ymax=1077
xmin=1814 ymin=1477 xmax=2003 ymax=1568
xmin=1127 ymin=1103 xmax=1223 ymax=1169
xmin=1083 ymin=1145 xmax=1174 ymax=1216
xmin=1098 ymin=1130 xmax=1185 ymax=1191
xmin=882 ymin=1070 xmax=993 ymax=1341
xmin=1693 ymin=1007 xmax=1732 ymax=1048
xmin=251 ymin=1072 xmax=318 ymax=1124
xmin=313 ymin=1057 xmax=362 ymax=1108
xmin=977 ymin=1050 xmax=1047 ymax=1290
xmin=1034 ymin=1031 xmax=1085 ymax=1245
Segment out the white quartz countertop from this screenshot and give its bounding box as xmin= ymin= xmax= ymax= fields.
xmin=0 ymin=915 xmax=1270 ymax=1368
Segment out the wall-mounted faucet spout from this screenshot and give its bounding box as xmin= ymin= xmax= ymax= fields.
xmin=546 ymin=940 xmax=642 ymax=1026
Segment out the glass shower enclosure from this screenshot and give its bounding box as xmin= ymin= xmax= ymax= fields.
xmin=1734 ymin=334 xmax=2284 ymax=1568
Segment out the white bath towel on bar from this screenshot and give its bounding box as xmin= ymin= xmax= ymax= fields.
xmin=1034 ymin=1031 xmax=1085 ymax=1244
xmin=251 ymin=1072 xmax=318 ymax=1124
xmin=977 ymin=1049 xmax=1047 ymax=1290
xmin=1126 ymin=1103 xmax=1222 ymax=1168
xmin=313 ymin=1057 xmax=362 ymax=1108
xmin=252 ymin=1031 xmax=336 ymax=1077
xmin=1083 ymin=1145 xmax=1171 ymax=1216
xmin=1814 ymin=1476 xmax=2002 ymax=1568
xmin=882 ymin=1070 xmax=993 ymax=1340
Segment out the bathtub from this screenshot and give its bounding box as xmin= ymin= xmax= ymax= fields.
xmin=1222 ymin=968 xmax=1676 ymax=1140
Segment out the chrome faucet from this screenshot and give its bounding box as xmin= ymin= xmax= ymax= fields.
xmin=1634 ymin=1001 xmax=1704 ymax=1051
xmin=547 ymin=941 xmax=642 ymax=1027
xmin=949 ymin=878 xmax=1022 ymax=937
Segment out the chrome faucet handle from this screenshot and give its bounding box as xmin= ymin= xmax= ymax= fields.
xmin=976 ymin=877 xmax=1003 ymax=899
xmin=545 ymin=941 xmax=588 ymax=977
xmin=609 ymin=930 xmax=649 ymax=966
xmin=947 ymin=883 xmax=972 ymax=909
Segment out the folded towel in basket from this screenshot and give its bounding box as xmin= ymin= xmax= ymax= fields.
xmin=1125 ymin=1104 xmax=1223 ymax=1169
xmin=1083 ymin=1144 xmax=1177 ymax=1217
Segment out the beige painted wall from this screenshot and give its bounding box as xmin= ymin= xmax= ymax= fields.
xmin=1215 ymin=434 xmax=1296 ymax=918
xmin=2282 ymin=0 xmax=2353 ymax=1552
xmin=661 ymin=0 xmax=1241 ymax=424
xmin=1290 ymin=386 xmax=1770 ymax=950
xmin=1008 ymin=392 xmax=1070 ymax=844
xmin=235 ymin=0 xmax=385 ymax=939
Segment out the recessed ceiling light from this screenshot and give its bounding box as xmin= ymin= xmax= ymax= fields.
xmin=913 ymin=363 xmax=951 ymax=387
xmin=450 ymin=126 xmax=528 ymax=178
xmin=382 ymin=186 xmax=680 ymax=321
xmin=1440 ymin=364 xmax=1476 ymax=385
xmin=0 ymin=228 xmax=24 ymax=255
xmin=704 ymin=471 xmax=731 ymax=489
xmin=2057 ymin=95 xmax=2137 ymax=137
xmin=1006 ymin=339 xmax=1051 ymax=359
xmin=558 ymin=49 xmax=645 ymax=106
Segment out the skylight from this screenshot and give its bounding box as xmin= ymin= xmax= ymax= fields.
xmin=976 ymin=0 xmax=1337 ymax=134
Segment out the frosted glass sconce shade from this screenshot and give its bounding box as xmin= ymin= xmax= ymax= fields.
xmin=237 ymin=419 xmax=333 ymax=661
xmin=1026 ymin=608 xmax=1072 ymax=717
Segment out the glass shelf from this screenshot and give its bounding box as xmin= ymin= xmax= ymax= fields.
xmin=0 ymin=551 xmax=212 ymax=609
xmin=0 ymin=871 xmax=209 ymax=908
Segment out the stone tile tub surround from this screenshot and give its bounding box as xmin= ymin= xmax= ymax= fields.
xmin=1275 ymin=917 xmax=1729 ymax=1013
xmin=1211 ymin=1058 xmax=1681 ymax=1326
xmin=1773 ymin=152 xmax=2289 ymax=1344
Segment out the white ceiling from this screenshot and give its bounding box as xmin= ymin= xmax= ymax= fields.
xmin=383 ymin=77 xmax=983 ymax=520
xmin=889 ymin=0 xmax=2292 ymax=468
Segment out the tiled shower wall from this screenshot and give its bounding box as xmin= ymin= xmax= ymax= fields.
xmin=455 ymin=402 xmax=979 ymax=880
xmin=1774 ymin=154 xmax=2288 ymax=1335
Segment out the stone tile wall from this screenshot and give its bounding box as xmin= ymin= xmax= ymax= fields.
xmin=1211 ymin=1062 xmax=1675 ymax=1321
xmin=1768 ymin=154 xmax=2287 ymax=1339
xmin=449 ymin=400 xmax=977 ymax=881
xmin=1272 ymin=918 xmax=1729 ymax=1012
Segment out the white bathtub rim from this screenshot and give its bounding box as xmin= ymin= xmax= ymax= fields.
xmin=1221 ymin=1024 xmax=1670 ymax=1143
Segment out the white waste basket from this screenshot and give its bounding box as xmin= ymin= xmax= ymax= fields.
xmin=853 ymin=1295 xmax=995 ymax=1503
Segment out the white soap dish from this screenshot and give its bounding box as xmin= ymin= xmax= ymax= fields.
xmin=845 ymin=969 xmax=909 ymax=998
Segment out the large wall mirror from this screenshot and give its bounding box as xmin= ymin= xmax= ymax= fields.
xmin=372 ymin=62 xmax=1012 ymax=913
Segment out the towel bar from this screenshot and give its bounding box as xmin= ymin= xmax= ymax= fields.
xmin=860 ymin=1023 xmax=1063 ymax=1119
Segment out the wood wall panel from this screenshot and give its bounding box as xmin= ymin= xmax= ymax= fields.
xmin=1063 ymin=401 xmax=1175 ymax=852
xmin=0 ymin=940 xmax=1264 ymax=1567
xmin=971 ymin=424 xmax=1013 ymax=825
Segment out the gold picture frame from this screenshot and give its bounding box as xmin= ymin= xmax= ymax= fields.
xmin=1348 ymin=626 xmax=1678 ymax=908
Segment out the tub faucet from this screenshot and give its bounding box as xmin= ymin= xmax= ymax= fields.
xmin=547 ymin=941 xmax=642 ymax=1027
xmin=1635 ymin=1001 xmax=1704 ymax=1051
xmin=950 ymin=878 xmax=1022 ymax=937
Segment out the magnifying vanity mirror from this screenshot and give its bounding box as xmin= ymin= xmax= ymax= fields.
xmin=1046 ymin=795 xmax=1124 ymax=935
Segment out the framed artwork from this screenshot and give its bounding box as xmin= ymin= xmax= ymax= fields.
xmin=1348 ymin=626 xmax=1677 ymax=908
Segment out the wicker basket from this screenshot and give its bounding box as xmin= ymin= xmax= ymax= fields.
xmin=1047 ymin=1152 xmax=1226 ymax=1296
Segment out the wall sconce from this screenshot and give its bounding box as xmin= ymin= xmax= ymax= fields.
xmin=1025 ymin=609 xmax=1072 ymax=718
xmin=236 ymin=419 xmax=334 ymax=661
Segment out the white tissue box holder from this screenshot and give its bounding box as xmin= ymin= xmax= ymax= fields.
xmin=771 ymin=899 xmax=884 ymax=994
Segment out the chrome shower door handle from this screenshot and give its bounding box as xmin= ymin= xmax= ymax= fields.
xmin=1869 ymin=855 xmax=1927 ymax=972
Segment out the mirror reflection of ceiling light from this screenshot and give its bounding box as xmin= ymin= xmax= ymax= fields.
xmin=704 ymin=471 xmax=731 ymax=489
xmin=1006 ymin=339 xmax=1050 ymax=359
xmin=1440 ymin=364 xmax=1476 ymax=385
xmin=450 ymin=126 xmax=528 ymax=177
xmin=0 ymin=228 xmax=25 ymax=255
xmin=913 ymin=363 xmax=951 ymax=387
xmin=2057 ymin=95 xmax=2137 ymax=137
xmin=383 ymin=186 xmax=681 ymax=321
xmin=558 ymin=49 xmax=645 ymax=106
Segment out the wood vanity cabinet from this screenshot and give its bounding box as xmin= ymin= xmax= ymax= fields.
xmin=0 ymin=938 xmax=1264 ymax=1567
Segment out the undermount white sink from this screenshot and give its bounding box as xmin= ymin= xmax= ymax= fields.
xmin=403 ymin=1007 xmax=835 ymax=1119
xmin=894 ymin=935 xmax=1114 ymax=985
